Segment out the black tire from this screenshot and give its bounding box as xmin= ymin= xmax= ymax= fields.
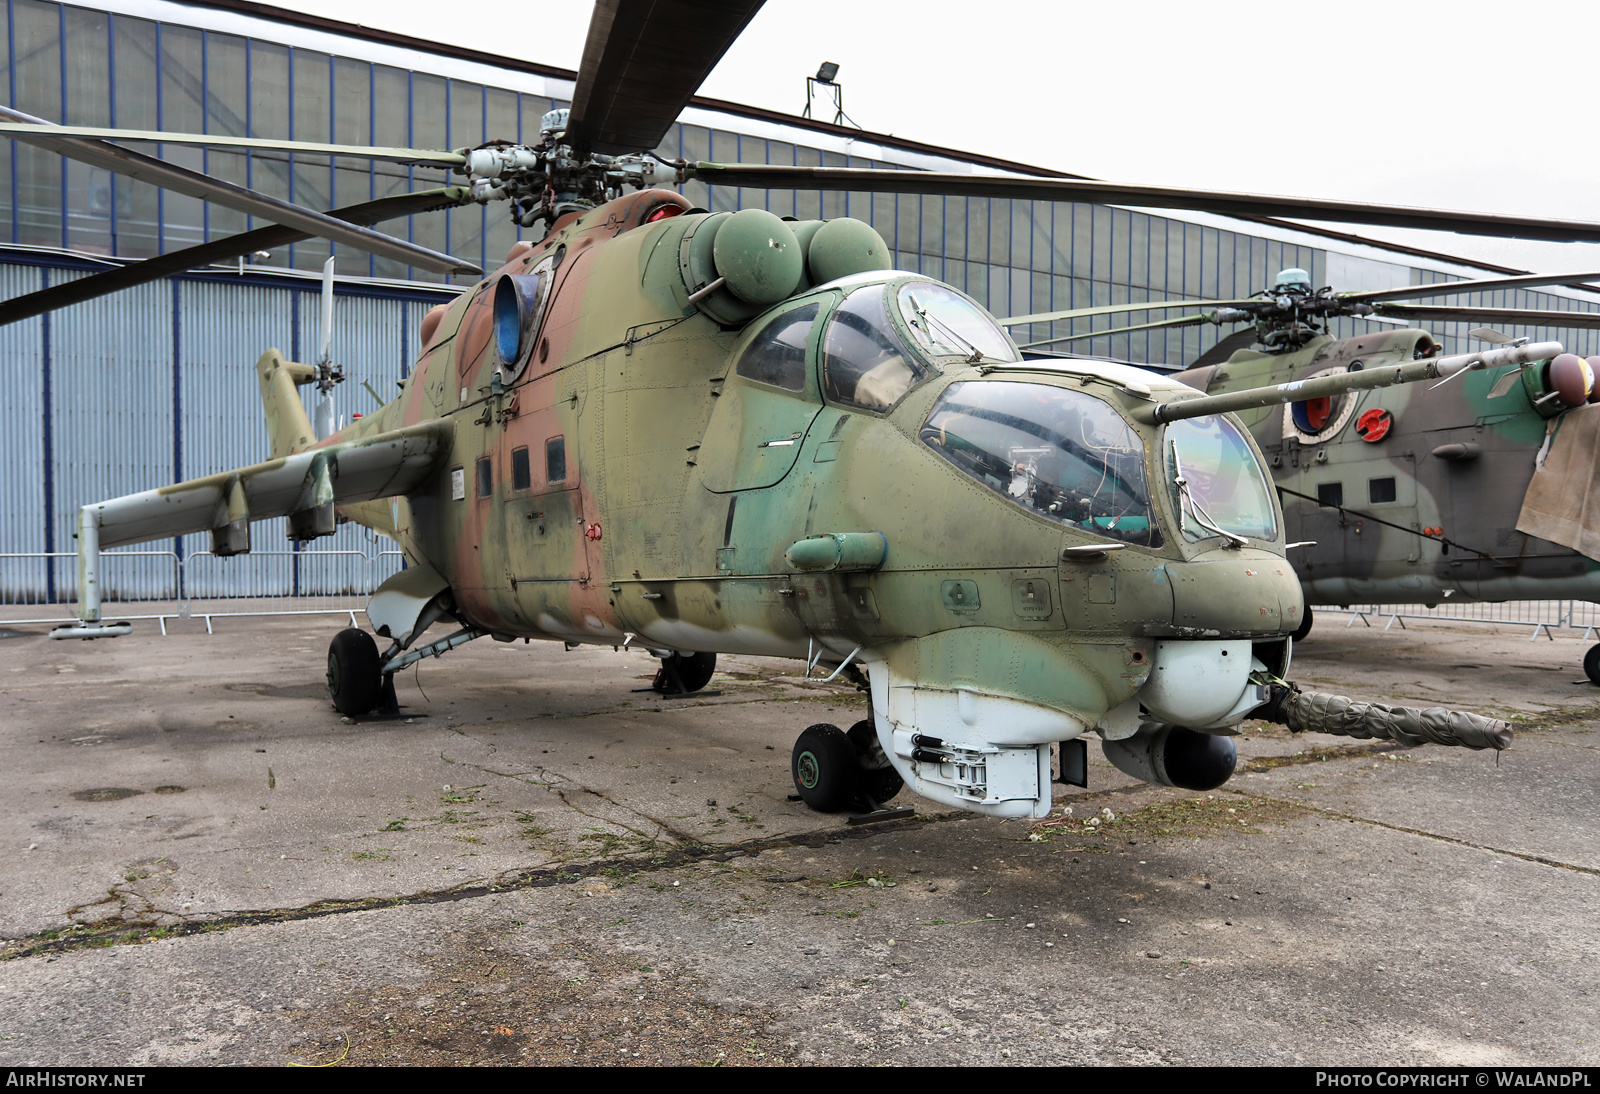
xmin=327 ymin=627 xmax=382 ymax=715
xmin=653 ymin=651 xmax=716 ymax=694
xmin=1584 ymin=644 xmax=1600 ymax=686
xmin=791 ymin=723 xmax=858 ymax=812
xmin=1291 ymin=605 xmax=1314 ymax=643
xmin=847 ymin=719 xmax=902 ymax=806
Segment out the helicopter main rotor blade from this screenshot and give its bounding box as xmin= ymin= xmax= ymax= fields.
xmin=0 ymin=105 xmax=481 ymax=276
xmin=684 ymin=163 xmax=1600 ymax=245
xmin=1342 ymin=270 xmax=1600 ymax=304
xmin=566 ymin=0 xmax=766 ymax=156
xmin=0 ymin=187 xmax=472 ymax=328
xmin=1001 ymin=298 xmax=1259 ymax=327
xmin=1017 ymin=312 xmax=1226 ymax=350
xmin=0 ymin=123 xmax=466 ymax=167
xmin=1372 ymin=303 xmax=1600 ymax=330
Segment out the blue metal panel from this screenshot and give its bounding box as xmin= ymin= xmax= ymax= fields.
xmin=0 ymin=263 xmax=46 ymax=601
xmin=175 ymin=276 xmax=294 ymax=594
xmin=50 ymin=272 xmax=173 ymax=597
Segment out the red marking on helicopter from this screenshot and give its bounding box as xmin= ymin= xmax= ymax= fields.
xmin=1356 ymin=407 xmax=1393 ymax=442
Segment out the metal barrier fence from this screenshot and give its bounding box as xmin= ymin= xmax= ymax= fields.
xmin=1326 ymin=599 xmax=1600 ymax=642
xmin=0 ymin=549 xmax=405 ymax=632
xmin=7 ymin=548 xmax=1595 ymax=645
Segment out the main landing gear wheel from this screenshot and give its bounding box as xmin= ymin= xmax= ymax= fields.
xmin=1584 ymin=644 xmax=1600 ymax=686
xmin=327 ymin=627 xmax=381 ymax=716
xmin=1291 ymin=606 xmax=1314 ymax=643
xmin=847 ymin=719 xmax=902 ymax=807
xmin=652 ymin=651 xmax=716 ymax=695
xmin=791 ymin=723 xmax=858 ymax=812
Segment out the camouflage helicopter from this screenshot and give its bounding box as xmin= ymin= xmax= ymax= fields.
xmin=1001 ymin=267 xmax=1600 ymax=682
xmin=16 ymin=0 xmax=1589 ymax=823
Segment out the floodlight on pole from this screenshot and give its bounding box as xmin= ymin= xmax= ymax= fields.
xmin=802 ymin=61 xmax=858 ymax=128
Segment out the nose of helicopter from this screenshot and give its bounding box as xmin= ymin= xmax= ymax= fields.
xmin=1165 ymin=553 xmax=1304 ymax=637
xmin=1134 ymin=552 xmax=1303 ymax=729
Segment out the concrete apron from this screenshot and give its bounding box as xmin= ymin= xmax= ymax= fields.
xmin=0 ymin=615 xmax=1594 ymax=1065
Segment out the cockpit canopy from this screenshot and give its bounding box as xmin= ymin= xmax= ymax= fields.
xmin=822 ymin=283 xmax=923 ymax=410
xmin=921 ymin=380 xmax=1162 ymax=546
xmin=734 ymin=275 xmax=1020 ymax=411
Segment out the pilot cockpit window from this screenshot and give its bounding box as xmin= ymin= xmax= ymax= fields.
xmin=921 ymin=380 xmax=1161 ymax=546
xmin=898 ymin=283 xmax=1020 ymax=364
xmin=822 ymin=284 xmax=925 ymax=412
xmin=735 ymin=302 xmax=819 ymax=392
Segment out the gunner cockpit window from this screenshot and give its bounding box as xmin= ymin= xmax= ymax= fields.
xmin=922 ymin=380 xmax=1161 ymax=546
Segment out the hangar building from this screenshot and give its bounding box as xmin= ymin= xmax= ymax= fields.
xmin=3 ymin=0 xmax=1598 ymax=615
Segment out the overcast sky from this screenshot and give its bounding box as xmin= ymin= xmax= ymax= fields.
xmin=273 ymin=0 xmax=1600 ymax=277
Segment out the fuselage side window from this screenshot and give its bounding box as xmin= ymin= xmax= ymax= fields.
xmin=546 ymin=437 xmax=567 ymax=484
xmin=511 ymin=446 xmax=531 ymax=491
xmin=736 ymin=302 xmax=819 ymax=392
xmin=475 ymin=456 xmax=492 ymax=498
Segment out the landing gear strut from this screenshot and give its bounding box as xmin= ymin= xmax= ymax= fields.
xmin=848 ymin=720 xmax=904 ymax=808
xmin=328 ymin=616 xmax=485 ymax=717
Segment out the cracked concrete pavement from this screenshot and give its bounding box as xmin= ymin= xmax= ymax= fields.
xmin=0 ymin=611 xmax=1595 ymax=1065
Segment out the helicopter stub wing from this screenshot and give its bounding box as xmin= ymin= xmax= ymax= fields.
xmin=86 ymin=419 xmax=452 ymax=551
xmin=58 ymin=418 xmax=452 ymax=636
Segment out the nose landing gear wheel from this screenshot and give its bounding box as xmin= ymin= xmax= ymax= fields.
xmin=1584 ymin=643 xmax=1600 ymax=686
xmin=791 ymin=723 xmax=858 ymax=812
xmin=847 ymin=719 xmax=902 ymax=807
xmin=1291 ymin=606 xmax=1314 ymax=642
xmin=652 ymin=651 xmax=717 ymax=695
xmin=327 ymin=627 xmax=382 ymax=716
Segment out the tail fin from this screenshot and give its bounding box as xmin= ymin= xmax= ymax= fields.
xmin=256 ymin=349 xmax=318 ymax=459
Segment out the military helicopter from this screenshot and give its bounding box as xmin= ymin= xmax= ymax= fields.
xmin=1001 ymin=266 xmax=1600 ymax=682
xmin=17 ymin=0 xmax=1580 ymax=824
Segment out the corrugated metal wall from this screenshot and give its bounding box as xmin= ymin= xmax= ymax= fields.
xmin=4 ymin=3 xmax=1600 ymax=607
